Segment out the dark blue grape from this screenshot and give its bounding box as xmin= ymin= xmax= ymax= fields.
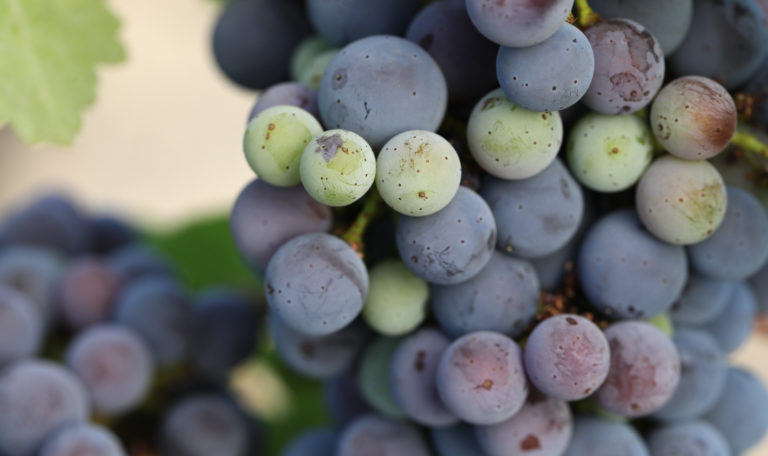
xmin=564 ymin=416 xmax=649 ymax=456
xmin=324 ymin=372 xmax=373 ymax=426
xmin=265 ymin=233 xmax=368 ymax=336
xmin=0 ymin=360 xmax=89 ymax=456
xmin=66 ymin=324 xmax=154 ymax=415
xmin=39 ymin=424 xmax=126 ymax=456
xmin=87 ymin=215 xmax=136 ymax=255
xmin=653 ymin=329 xmax=727 ymax=422
xmin=281 ymin=428 xmax=336 ymax=456
xmin=389 ymin=328 xmax=457 ymax=427
xmin=497 ymin=23 xmax=595 ymax=112
xmin=745 ymin=55 xmax=768 ymax=126
xmin=689 ymin=187 xmax=768 ymax=280
xmin=578 ymin=209 xmax=687 ymax=319
xmin=669 ymin=274 xmax=734 ymax=325
xmin=113 ymin=277 xmax=193 ymax=366
xmin=465 ymin=0 xmax=574 ymax=48
xmin=405 ymin=0 xmax=497 ymax=103
xmin=336 ymin=414 xmax=431 ymax=456
xmin=436 ymin=331 xmax=528 ymax=425
xmin=306 ymin=0 xmax=421 ymax=46
xmin=317 ymin=36 xmax=447 ymax=149
xmin=2 ymin=195 xmax=88 ymax=255
xmin=212 ymin=0 xmax=311 ymax=89
xmin=482 ymin=158 xmax=584 ymax=259
xmin=396 ymin=186 xmax=495 ymax=285
xmin=270 ymin=315 xmax=368 ymax=379
xmin=191 ymin=288 xmax=259 ymax=379
xmin=705 ymin=368 xmax=768 ymax=453
xmin=430 ymin=424 xmax=486 ymax=456
xmin=161 ymin=395 xmax=249 ymax=456
xmin=0 ymin=246 xmax=62 ymax=324
xmin=750 ymin=260 xmax=768 ymax=314
xmin=108 ymin=244 xmax=174 ymax=283
xmin=0 ymin=285 xmax=42 ymax=367
xmin=647 ymin=421 xmax=730 ymax=456
xmin=701 ymin=281 xmax=757 ymax=353
xmin=431 ymin=251 xmax=539 ymax=338
xmin=56 ymin=257 xmax=121 ymax=330
xmin=230 ymin=180 xmax=333 ymax=271
xmin=530 ymin=239 xmax=577 ymax=291
xmin=248 ymin=82 xmax=319 ymax=122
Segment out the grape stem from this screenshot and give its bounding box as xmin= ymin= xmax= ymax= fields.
xmin=731 ymin=129 xmax=768 ymax=160
xmin=574 ymin=0 xmax=600 ymax=29
xmin=341 ymin=189 xmax=384 ymax=257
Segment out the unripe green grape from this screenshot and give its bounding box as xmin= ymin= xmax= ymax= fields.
xmin=362 ymin=260 xmax=428 ymax=336
xmin=300 ymin=129 xmax=375 ymax=206
xmin=567 ymin=112 xmax=654 ymax=192
xmin=358 ymin=337 xmax=406 ymax=419
xmin=376 ymin=130 xmax=461 ymax=216
xmin=636 ymin=155 xmax=727 ymax=245
xmin=298 ymin=50 xmax=338 ymax=90
xmin=243 ymin=105 xmax=323 ymax=187
xmin=647 ymin=313 xmax=674 ymax=338
xmin=467 ymin=88 xmax=562 ymax=180
xmin=290 ymin=35 xmax=335 ymax=81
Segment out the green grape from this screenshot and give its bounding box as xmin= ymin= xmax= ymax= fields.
xmin=362 ymin=260 xmax=428 ymax=336
xmin=300 ymin=129 xmax=376 ymax=206
xmin=298 ymin=49 xmax=338 ymax=90
xmin=290 ymin=35 xmax=336 ymax=81
xmin=647 ymin=313 xmax=674 ymax=338
xmin=376 ymin=130 xmax=461 ymax=216
xmin=636 ymin=155 xmax=727 ymax=245
xmin=358 ymin=336 xmax=406 ymax=419
xmin=243 ymin=105 xmax=323 ymax=187
xmin=567 ymin=112 xmax=653 ymax=192
xmin=467 ymin=88 xmax=562 ymax=180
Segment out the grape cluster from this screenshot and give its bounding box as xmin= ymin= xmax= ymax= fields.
xmin=0 ymin=195 xmax=264 ymax=456
xmin=214 ymin=0 xmax=768 ymax=454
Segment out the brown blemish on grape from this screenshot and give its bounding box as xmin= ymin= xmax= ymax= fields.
xmin=414 ymin=350 xmax=426 ymax=372
xmin=520 ymin=435 xmax=541 ymax=450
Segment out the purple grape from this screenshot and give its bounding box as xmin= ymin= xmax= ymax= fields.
xmin=705 ymin=367 xmax=768 ymax=453
xmin=431 ymin=423 xmax=486 ymax=456
xmin=248 ymin=82 xmax=319 ymax=121
xmin=475 ymin=392 xmax=572 ymax=456
xmin=564 ymin=416 xmax=649 ymax=456
xmin=66 ymin=324 xmax=154 ymax=415
xmin=750 ymin=260 xmax=768 ymax=314
xmin=86 ymin=215 xmax=136 ymax=255
xmin=324 ymin=372 xmax=372 ymax=426
xmin=436 ymin=331 xmax=528 ymax=425
xmin=39 ymin=424 xmax=126 ymax=456
xmin=465 ymin=0 xmax=574 ymax=48
xmin=265 ymin=233 xmax=368 ymax=336
xmin=647 ymin=420 xmax=730 ymax=456
xmin=0 ymin=360 xmax=90 ymax=456
xmin=281 ymin=428 xmax=336 ymax=456
xmin=582 ymin=19 xmax=665 ymax=114
xmin=596 ymin=321 xmax=681 ymax=417
xmin=0 ymin=284 xmax=43 ymax=367
xmin=431 ymin=252 xmax=539 ymax=338
xmin=108 ymin=244 xmax=174 ymax=283
xmin=2 ymin=195 xmax=88 ymax=256
xmin=306 ymin=0 xmax=421 ymax=46
xmin=524 ymin=314 xmax=610 ymax=401
xmin=56 ymin=257 xmax=121 ymax=330
xmin=160 ymin=395 xmax=249 ymax=456
xmin=669 ymin=274 xmax=734 ymax=325
xmin=389 ymin=328 xmax=457 ymax=427
xmin=701 ymin=281 xmax=757 ymax=353
xmin=0 ymin=246 xmax=62 ymax=324
xmin=336 ymin=414 xmax=431 ymax=456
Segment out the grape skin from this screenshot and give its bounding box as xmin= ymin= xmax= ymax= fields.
xmin=265 ymin=233 xmax=368 ymax=336
xmin=596 ymin=321 xmax=681 ymax=417
xmin=86 ymin=215 xmax=136 ymax=255
xmin=431 ymin=252 xmax=540 ymax=338
xmin=524 ymin=314 xmax=611 ymax=402
xmin=389 ymin=328 xmax=457 ymax=427
xmin=582 ymin=19 xmax=665 ymax=115
xmin=358 ymin=337 xmax=406 ymax=419
xmin=705 ymin=368 xmax=768 ymax=453
xmin=0 ymin=360 xmax=90 ymax=456
xmin=467 ymin=89 xmax=563 ymax=180
xmin=281 ymin=428 xmax=336 ymax=456
xmin=436 ymin=331 xmax=528 ymax=425
xmin=243 ymin=105 xmax=324 ymax=187
xmin=564 ymin=417 xmax=649 ymax=456
xmin=0 ymin=246 xmax=63 ymax=324
xmin=290 ymin=36 xmax=335 ymax=81
xmin=750 ymin=260 xmax=768 ymax=314
xmin=56 ymin=257 xmax=120 ymax=330
xmin=497 ymin=23 xmax=595 ymax=112
xmin=2 ymin=195 xmax=88 ymax=256
xmin=230 ymin=179 xmax=333 ymax=271
xmin=396 ymin=186 xmax=496 ymax=284
xmin=39 ymin=424 xmax=126 ymax=456
xmin=650 ymin=76 xmax=737 ymax=161
xmin=317 ymin=36 xmax=447 ymax=149
xmin=248 ymin=82 xmax=319 ymax=121
xmin=566 ymin=112 xmax=654 ymax=192
xmin=701 ymin=281 xmax=757 ymax=353
xmin=465 ymin=0 xmax=575 ymax=48
xmin=652 ymin=329 xmax=727 ymax=422
xmin=376 ymin=131 xmax=461 ymax=217
xmin=362 ymin=260 xmax=428 ymax=336
xmin=297 ymin=50 xmax=338 ymax=90
xmin=475 ymin=393 xmax=572 ymax=456
xmin=160 ymin=395 xmax=248 ymax=456
xmin=305 ymin=0 xmax=421 ymax=46
xmin=636 ymin=155 xmax=727 ymax=245
xmin=336 ymin=414 xmax=431 ymax=456
xmin=688 ymin=187 xmax=768 ymax=280
xmin=324 ymin=372 xmax=372 ymax=427
xmin=481 ymin=158 xmax=583 ymax=259
xmin=430 ymin=424 xmax=486 ymax=456
xmin=647 ymin=421 xmax=730 ymax=456
xmin=669 ymin=274 xmax=734 ymax=325
xmin=299 ymin=129 xmax=376 ymax=207
xmin=578 ymin=210 xmax=688 ymax=320
xmin=0 ymin=284 xmax=42 ymax=367
xmin=108 ymin=244 xmax=174 ymax=283
xmin=66 ymin=324 xmax=154 ymax=415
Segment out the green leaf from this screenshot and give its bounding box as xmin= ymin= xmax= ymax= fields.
xmin=0 ymin=0 xmax=125 ymax=145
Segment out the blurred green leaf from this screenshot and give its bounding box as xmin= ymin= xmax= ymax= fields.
xmin=0 ymin=0 xmax=125 ymax=145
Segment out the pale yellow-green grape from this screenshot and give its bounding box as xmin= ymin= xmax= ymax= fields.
xmin=376 ymin=130 xmax=461 ymax=216
xmin=358 ymin=337 xmax=406 ymax=419
xmin=362 ymin=260 xmax=428 ymax=336
xmin=647 ymin=313 xmax=674 ymax=338
xmin=290 ymin=35 xmax=335 ymax=81
xmin=300 ymin=129 xmax=375 ymax=206
xmin=298 ymin=49 xmax=338 ymax=90
xmin=467 ymin=88 xmax=562 ymax=180
xmin=243 ymin=106 xmax=323 ymax=187
xmin=567 ymin=112 xmax=653 ymax=192
xmin=636 ymin=155 xmax=727 ymax=245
